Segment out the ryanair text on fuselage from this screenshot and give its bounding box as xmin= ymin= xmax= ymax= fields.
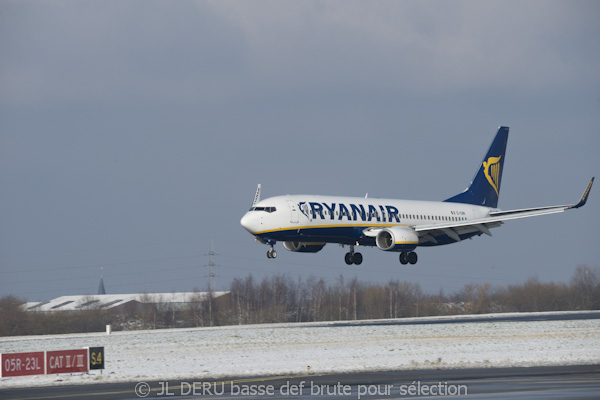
xmin=299 ymin=202 xmax=465 ymax=223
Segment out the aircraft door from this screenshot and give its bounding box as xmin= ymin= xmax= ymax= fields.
xmin=287 ymin=200 xmax=299 ymax=223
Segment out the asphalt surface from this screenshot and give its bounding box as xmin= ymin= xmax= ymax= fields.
xmin=327 ymin=311 xmax=600 ymax=327
xmin=2 ymin=365 xmax=599 ymax=400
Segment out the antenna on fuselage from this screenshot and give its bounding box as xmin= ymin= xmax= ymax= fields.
xmin=365 ymin=193 xmax=369 ymax=198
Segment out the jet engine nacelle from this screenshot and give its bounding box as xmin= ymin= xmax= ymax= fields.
xmin=283 ymin=241 xmax=326 ymax=253
xmin=376 ymin=227 xmax=418 ymax=252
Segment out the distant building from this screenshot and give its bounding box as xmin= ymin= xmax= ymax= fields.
xmin=23 ymin=292 xmax=229 ymax=312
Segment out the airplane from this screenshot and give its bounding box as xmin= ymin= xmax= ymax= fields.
xmin=240 ymin=126 xmax=594 ymax=265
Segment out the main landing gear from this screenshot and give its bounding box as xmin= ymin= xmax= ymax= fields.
xmin=344 ymin=245 xmax=363 ymax=265
xmin=267 ymin=245 xmax=277 ymax=259
xmin=399 ymin=251 xmax=418 ymax=265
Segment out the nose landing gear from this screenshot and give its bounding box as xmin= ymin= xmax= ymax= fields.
xmin=267 ymin=245 xmax=277 ymax=259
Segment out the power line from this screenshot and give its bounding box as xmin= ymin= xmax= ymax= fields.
xmin=206 ymin=237 xmax=217 ymax=292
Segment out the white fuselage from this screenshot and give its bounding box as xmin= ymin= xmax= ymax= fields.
xmin=241 ymin=195 xmax=495 ymax=248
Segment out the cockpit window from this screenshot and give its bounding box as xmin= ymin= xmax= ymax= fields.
xmin=249 ymin=206 xmax=276 ymax=213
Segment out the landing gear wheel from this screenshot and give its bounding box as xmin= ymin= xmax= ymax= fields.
xmin=399 ymin=252 xmax=409 ymax=265
xmin=267 ymin=248 xmax=277 ymax=259
xmin=407 ymin=251 xmax=417 ymax=265
xmin=399 ymin=251 xmax=417 ymax=265
xmin=352 ymin=252 xmax=363 ymax=265
xmin=344 ymin=245 xmax=363 ymax=265
xmin=345 ymin=253 xmax=353 ymax=265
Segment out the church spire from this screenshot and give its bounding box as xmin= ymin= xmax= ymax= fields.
xmin=98 ymin=268 xmax=106 ymax=295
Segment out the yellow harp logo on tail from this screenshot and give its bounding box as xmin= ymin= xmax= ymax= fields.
xmin=483 ymin=156 xmax=502 ymax=196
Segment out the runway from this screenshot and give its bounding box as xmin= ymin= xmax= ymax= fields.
xmin=2 ymin=365 xmax=599 ymax=400
xmin=328 ymin=310 xmax=600 ymax=327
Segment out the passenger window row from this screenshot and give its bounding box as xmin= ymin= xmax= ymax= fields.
xmin=312 ymin=209 xmax=467 ymax=222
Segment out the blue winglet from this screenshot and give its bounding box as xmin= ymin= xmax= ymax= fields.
xmin=569 ymin=177 xmax=594 ymax=209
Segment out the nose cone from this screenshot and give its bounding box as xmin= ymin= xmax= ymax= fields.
xmin=240 ymin=212 xmax=255 ymax=234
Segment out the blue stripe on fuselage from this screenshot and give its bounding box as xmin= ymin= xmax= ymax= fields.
xmin=257 ymin=225 xmax=481 ymax=248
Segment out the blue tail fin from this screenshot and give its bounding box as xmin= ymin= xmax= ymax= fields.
xmin=444 ymin=126 xmax=509 ymax=208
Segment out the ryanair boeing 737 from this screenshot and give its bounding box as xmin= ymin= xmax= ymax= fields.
xmin=240 ymin=127 xmax=593 ymax=265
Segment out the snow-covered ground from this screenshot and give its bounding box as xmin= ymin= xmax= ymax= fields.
xmin=1 ymin=312 xmax=599 ymax=388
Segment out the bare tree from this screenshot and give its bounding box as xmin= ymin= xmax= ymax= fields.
xmin=0 ymin=296 xmax=29 ymax=336
xmin=571 ymin=265 xmax=600 ymax=309
xmin=138 ymin=293 xmax=159 ymax=329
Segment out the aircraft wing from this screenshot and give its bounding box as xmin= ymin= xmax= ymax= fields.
xmin=414 ymin=177 xmax=594 ymax=242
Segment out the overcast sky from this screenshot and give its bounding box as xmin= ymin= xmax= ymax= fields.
xmin=1 ymin=0 xmax=598 ymax=301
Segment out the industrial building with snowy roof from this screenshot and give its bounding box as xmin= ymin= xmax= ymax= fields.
xmin=24 ymin=292 xmax=229 ymax=312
